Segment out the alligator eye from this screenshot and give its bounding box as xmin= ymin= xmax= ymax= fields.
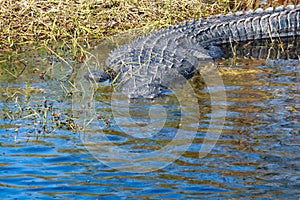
xmin=84 ymin=70 xmax=110 ymax=83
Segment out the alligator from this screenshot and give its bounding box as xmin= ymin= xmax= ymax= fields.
xmin=85 ymin=5 xmax=300 ymax=98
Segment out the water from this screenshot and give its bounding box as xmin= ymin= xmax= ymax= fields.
xmin=0 ymin=41 xmax=299 ymax=199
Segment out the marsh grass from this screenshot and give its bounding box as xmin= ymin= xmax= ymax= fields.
xmin=0 ymin=0 xmax=292 ymax=54
xmin=1 ymin=84 xmax=81 ymax=135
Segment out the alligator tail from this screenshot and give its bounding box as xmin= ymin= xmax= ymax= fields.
xmin=195 ymin=5 xmax=300 ymax=47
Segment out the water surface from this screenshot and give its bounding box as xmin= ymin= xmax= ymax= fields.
xmin=0 ymin=39 xmax=299 ymax=199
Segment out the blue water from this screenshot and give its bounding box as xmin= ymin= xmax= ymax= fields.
xmin=0 ymin=47 xmax=299 ymax=199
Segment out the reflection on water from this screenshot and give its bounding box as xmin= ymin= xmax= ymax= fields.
xmin=0 ymin=41 xmax=299 ymax=198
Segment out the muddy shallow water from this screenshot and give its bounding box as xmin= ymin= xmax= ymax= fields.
xmin=0 ymin=38 xmax=299 ymax=199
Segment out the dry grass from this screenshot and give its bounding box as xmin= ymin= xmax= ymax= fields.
xmin=0 ymin=0 xmax=292 ymax=53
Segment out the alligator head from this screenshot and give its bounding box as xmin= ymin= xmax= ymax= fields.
xmin=84 ymin=69 xmax=171 ymax=99
xmin=84 ymin=69 xmax=111 ymax=83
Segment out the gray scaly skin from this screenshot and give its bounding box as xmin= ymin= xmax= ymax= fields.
xmin=85 ymin=5 xmax=300 ymax=98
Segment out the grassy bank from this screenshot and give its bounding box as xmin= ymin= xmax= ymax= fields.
xmin=0 ymin=0 xmax=291 ymax=54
